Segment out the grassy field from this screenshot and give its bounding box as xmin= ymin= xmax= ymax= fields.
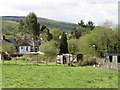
xmin=2 ymin=61 xmax=118 ymax=88
xmin=3 ymin=20 xmax=18 ymax=24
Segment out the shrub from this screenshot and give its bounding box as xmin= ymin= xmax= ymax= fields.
xmin=40 ymin=40 xmax=59 ymax=55
xmin=81 ymin=56 xmax=97 ymax=66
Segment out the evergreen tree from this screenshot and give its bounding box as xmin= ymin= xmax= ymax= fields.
xmin=78 ymin=20 xmax=85 ymax=28
xmin=41 ymin=25 xmax=47 ymax=32
xmin=59 ymin=32 xmax=69 ymax=53
xmin=47 ymin=33 xmax=53 ymax=41
xmin=26 ymin=12 xmax=40 ymax=39
xmin=25 ymin=12 xmax=41 ymax=51
xmin=18 ymin=19 xmax=25 ymax=35
xmin=75 ymin=30 xmax=81 ymax=39
xmin=86 ymin=21 xmax=95 ymax=30
xmin=18 ymin=20 xmax=24 ymax=31
xmin=45 ymin=29 xmax=53 ymax=41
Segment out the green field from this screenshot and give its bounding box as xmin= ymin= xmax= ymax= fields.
xmin=3 ymin=20 xmax=18 ymax=24
xmin=2 ymin=62 xmax=118 ymax=88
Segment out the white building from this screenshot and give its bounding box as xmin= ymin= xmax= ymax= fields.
xmin=19 ymin=38 xmax=46 ymax=54
xmin=19 ymin=46 xmax=31 ymax=53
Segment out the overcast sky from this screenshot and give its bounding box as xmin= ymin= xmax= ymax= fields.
xmin=0 ymin=0 xmax=119 ymax=25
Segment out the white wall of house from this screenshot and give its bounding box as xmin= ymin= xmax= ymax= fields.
xmin=19 ymin=46 xmax=31 ymax=53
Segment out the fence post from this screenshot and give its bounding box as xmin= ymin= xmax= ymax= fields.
xmin=46 ymin=60 xmax=47 ymax=66
xmin=15 ymin=57 xmax=17 ymax=64
xmin=56 ymin=59 xmax=57 ymax=66
xmin=37 ymin=57 xmax=38 ymax=66
xmin=25 ymin=57 xmax=28 ymax=65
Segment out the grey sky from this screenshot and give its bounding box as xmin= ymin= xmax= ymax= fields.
xmin=0 ymin=0 xmax=118 ymax=25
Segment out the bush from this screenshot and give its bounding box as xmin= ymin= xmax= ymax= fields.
xmin=81 ymin=56 xmax=97 ymax=66
xmin=40 ymin=40 xmax=59 ymax=55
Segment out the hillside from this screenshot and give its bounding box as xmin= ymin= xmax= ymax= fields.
xmin=2 ymin=16 xmax=77 ymax=31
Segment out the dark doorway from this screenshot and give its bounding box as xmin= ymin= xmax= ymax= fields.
xmin=63 ymin=56 xmax=67 ymax=64
xmin=118 ymin=56 xmax=120 ymax=63
xmin=109 ymin=56 xmax=112 ymax=62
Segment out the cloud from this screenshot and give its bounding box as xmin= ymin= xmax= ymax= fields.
xmin=0 ymin=0 xmax=118 ymax=25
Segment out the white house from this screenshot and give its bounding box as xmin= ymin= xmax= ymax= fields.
xmin=19 ymin=46 xmax=31 ymax=53
xmin=19 ymin=38 xmax=46 ymax=54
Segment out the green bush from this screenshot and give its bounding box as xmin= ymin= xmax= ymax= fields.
xmin=40 ymin=40 xmax=59 ymax=55
xmin=81 ymin=56 xmax=97 ymax=66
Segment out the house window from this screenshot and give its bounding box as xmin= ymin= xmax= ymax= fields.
xmin=63 ymin=56 xmax=67 ymax=64
xmin=21 ymin=47 xmax=23 ymax=49
xmin=35 ymin=47 xmax=38 ymax=52
xmin=118 ymin=56 xmax=120 ymax=63
xmin=109 ymin=56 xmax=112 ymax=62
xmin=30 ymin=46 xmax=33 ymax=52
xmin=26 ymin=46 xmax=28 ymax=51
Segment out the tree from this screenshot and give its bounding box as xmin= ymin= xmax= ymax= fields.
xmin=68 ymin=39 xmax=79 ymax=54
xmin=71 ymin=20 xmax=95 ymax=39
xmin=17 ymin=13 xmax=47 ymax=40
xmin=41 ymin=28 xmax=53 ymax=41
xmin=78 ymin=26 xmax=119 ymax=57
xmin=41 ymin=25 xmax=47 ymax=32
xmin=46 ymin=28 xmax=53 ymax=41
xmin=78 ymin=20 xmax=85 ymax=28
xmin=51 ymin=28 xmax=62 ymax=41
xmin=24 ymin=12 xmax=41 ymax=52
xmin=59 ymin=32 xmax=69 ymax=53
xmin=47 ymin=33 xmax=53 ymax=41
xmin=71 ymin=26 xmax=88 ymax=39
xmin=26 ymin=12 xmax=40 ymax=39
xmin=86 ymin=21 xmax=95 ymax=30
xmin=18 ymin=19 xmax=24 ymax=34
